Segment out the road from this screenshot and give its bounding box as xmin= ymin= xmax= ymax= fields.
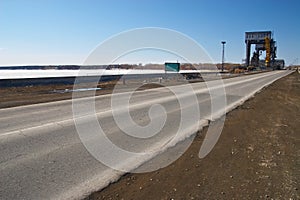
xmin=0 ymin=70 xmax=293 ymax=200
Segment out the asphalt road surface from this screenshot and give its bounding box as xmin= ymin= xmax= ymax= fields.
xmin=0 ymin=70 xmax=293 ymax=200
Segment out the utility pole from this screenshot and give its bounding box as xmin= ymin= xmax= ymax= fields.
xmin=221 ymin=41 xmax=226 ymax=72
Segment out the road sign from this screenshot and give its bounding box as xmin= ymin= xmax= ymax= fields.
xmin=165 ymin=62 xmax=180 ymax=72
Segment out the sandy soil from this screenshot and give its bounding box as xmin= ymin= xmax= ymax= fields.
xmin=86 ymin=71 xmax=300 ymax=200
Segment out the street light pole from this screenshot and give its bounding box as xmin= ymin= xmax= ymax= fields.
xmin=221 ymin=41 xmax=226 ymax=72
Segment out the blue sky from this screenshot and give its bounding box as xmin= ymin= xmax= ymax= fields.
xmin=0 ymin=0 xmax=299 ymax=66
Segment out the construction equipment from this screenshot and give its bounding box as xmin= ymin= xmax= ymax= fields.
xmin=245 ymin=31 xmax=282 ymax=70
xmin=265 ymin=36 xmax=271 ymax=66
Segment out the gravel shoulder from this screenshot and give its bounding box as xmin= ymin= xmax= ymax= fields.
xmin=87 ymin=71 xmax=300 ymax=200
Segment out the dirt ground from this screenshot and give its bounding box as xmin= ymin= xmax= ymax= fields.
xmin=86 ymin=71 xmax=300 ymax=200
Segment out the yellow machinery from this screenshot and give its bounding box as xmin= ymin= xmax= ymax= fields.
xmin=265 ymin=36 xmax=271 ymax=67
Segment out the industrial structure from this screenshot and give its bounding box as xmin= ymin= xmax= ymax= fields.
xmin=245 ymin=31 xmax=284 ymax=70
